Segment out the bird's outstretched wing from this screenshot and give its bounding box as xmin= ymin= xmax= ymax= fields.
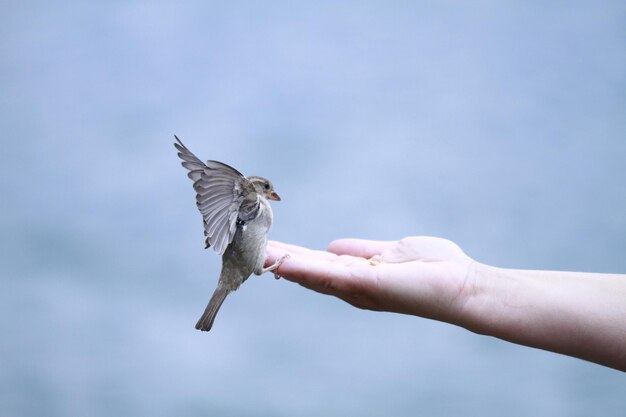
xmin=174 ymin=136 xmax=260 ymax=255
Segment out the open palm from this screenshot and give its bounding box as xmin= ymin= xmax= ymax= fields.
xmin=265 ymin=236 xmax=476 ymax=323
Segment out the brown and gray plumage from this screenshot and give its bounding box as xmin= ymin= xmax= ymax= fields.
xmin=174 ymin=136 xmax=287 ymax=331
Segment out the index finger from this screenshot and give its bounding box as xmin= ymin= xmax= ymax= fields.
xmin=265 ymin=245 xmax=371 ymax=296
xmin=328 ymin=238 xmax=397 ymax=258
xmin=267 ymin=240 xmax=337 ymax=260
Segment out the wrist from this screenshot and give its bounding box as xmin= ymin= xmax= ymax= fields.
xmin=455 ymin=262 xmax=519 ymax=337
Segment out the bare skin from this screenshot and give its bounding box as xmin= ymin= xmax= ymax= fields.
xmin=265 ymin=236 xmax=626 ymax=372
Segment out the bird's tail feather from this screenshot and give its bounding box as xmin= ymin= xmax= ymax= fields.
xmin=195 ymin=285 xmax=230 ymax=331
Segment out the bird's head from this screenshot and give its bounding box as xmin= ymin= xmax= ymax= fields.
xmin=248 ymin=176 xmax=281 ymax=201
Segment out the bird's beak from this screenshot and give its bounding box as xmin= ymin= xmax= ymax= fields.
xmin=268 ymin=191 xmax=281 ymax=201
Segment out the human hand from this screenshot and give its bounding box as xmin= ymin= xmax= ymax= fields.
xmin=265 ymin=236 xmax=477 ymax=325
xmin=266 ymin=237 xmax=626 ymax=371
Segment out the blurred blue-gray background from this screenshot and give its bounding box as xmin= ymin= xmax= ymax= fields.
xmin=2 ymin=1 xmax=625 ymax=416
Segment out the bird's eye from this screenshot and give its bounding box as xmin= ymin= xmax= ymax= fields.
xmin=264 ymin=183 xmax=270 ymax=190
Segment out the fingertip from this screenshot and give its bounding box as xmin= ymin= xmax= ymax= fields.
xmin=328 ymin=238 xmax=395 ymax=258
xmin=327 ymin=239 xmax=350 ymax=253
xmin=264 ymin=245 xmax=286 ymax=267
xmin=327 ymin=239 xmax=363 ymax=255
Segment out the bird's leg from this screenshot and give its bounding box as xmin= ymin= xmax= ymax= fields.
xmin=261 ymin=253 xmax=290 ymax=279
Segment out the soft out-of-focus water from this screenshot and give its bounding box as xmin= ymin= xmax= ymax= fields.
xmin=2 ymin=2 xmax=625 ymax=416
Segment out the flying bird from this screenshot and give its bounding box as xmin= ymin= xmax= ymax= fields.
xmin=174 ymin=136 xmax=287 ymax=331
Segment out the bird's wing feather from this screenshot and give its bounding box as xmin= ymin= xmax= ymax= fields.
xmin=174 ymin=136 xmax=260 ymax=255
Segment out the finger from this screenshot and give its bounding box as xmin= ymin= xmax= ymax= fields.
xmin=274 ymin=253 xmax=346 ymax=285
xmin=266 ymin=250 xmax=371 ymax=296
xmin=265 ymin=245 xmax=298 ymax=267
xmin=327 ymin=238 xmax=396 ymax=258
xmin=264 ymin=246 xmax=335 ymax=272
xmin=267 ymin=240 xmax=337 ymax=260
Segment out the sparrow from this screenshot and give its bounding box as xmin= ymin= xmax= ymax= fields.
xmin=174 ymin=136 xmax=288 ymax=331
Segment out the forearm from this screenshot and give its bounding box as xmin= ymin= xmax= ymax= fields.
xmin=463 ymin=264 xmax=626 ymax=371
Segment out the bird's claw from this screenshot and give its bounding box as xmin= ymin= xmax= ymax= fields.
xmin=262 ymin=253 xmax=290 ymax=279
